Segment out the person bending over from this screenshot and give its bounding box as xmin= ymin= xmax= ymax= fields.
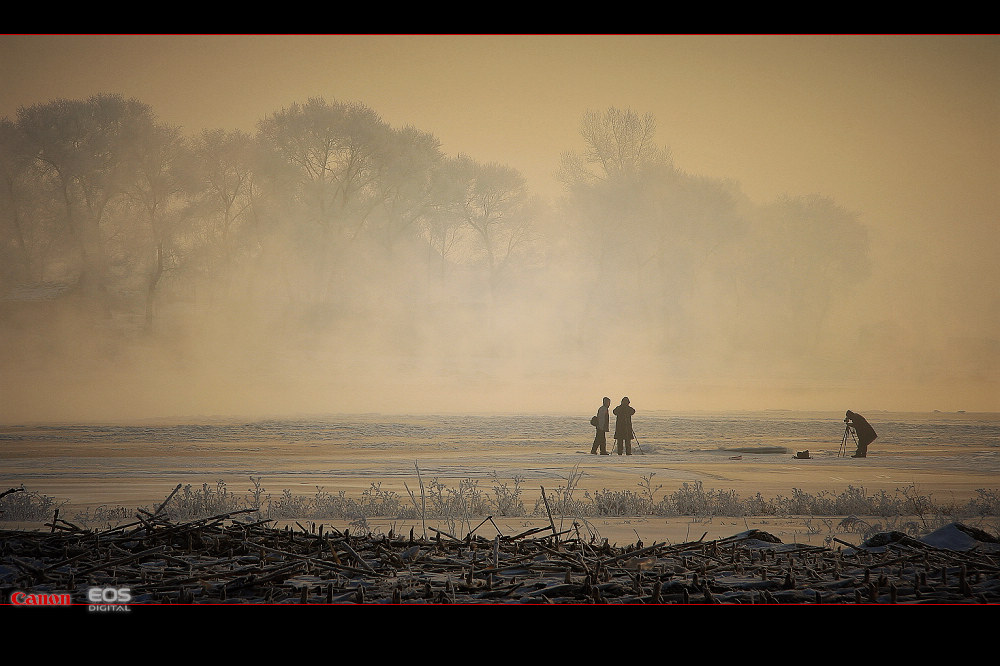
xmin=846 ymin=410 xmax=878 ymax=458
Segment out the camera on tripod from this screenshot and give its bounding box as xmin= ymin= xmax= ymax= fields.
xmin=839 ymin=420 xmax=857 ymax=456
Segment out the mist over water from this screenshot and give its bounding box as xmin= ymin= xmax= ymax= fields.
xmin=2 ymin=201 xmax=994 ymax=423
xmin=1 ymin=38 xmax=997 ymax=422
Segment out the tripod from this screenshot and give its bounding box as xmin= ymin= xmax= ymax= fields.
xmin=631 ymin=429 xmax=645 ymax=455
xmin=839 ymin=424 xmax=858 ymax=457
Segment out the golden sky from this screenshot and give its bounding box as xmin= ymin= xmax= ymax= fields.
xmin=1 ymin=34 xmax=997 ymax=413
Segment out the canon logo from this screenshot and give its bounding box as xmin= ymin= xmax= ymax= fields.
xmin=10 ymin=591 xmax=72 ymax=606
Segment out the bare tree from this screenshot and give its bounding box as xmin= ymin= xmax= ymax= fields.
xmin=365 ymin=125 xmax=443 ymax=255
xmin=187 ymin=128 xmax=264 ymax=301
xmin=256 ymin=97 xmax=390 ymax=232
xmin=442 ymin=155 xmax=536 ymax=297
xmin=559 ymin=107 xmax=752 ymax=348
xmin=559 ymin=107 xmax=670 ymax=187
xmin=16 ymin=94 xmax=158 ymax=308
xmin=255 ymin=98 xmax=393 ymax=303
xmin=0 ymin=118 xmax=41 ymax=284
xmin=125 ymin=122 xmax=191 ymax=327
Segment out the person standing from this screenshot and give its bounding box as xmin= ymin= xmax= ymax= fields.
xmin=846 ymin=410 xmax=878 ymax=458
xmin=613 ymin=397 xmax=636 ymax=456
xmin=591 ymin=397 xmax=611 ymax=455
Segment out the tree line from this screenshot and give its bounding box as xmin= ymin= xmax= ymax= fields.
xmin=1 ymin=95 xmax=542 ymax=324
xmin=1 ymin=96 xmax=871 ymax=371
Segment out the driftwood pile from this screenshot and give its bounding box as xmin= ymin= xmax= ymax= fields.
xmin=2 ymin=508 xmax=999 ymax=605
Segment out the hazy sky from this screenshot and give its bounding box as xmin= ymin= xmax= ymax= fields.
xmin=1 ymin=34 xmax=997 ymax=413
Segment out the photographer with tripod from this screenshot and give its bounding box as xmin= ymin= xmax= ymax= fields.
xmin=613 ymin=397 xmax=636 ymax=456
xmin=843 ymin=410 xmax=878 ymax=458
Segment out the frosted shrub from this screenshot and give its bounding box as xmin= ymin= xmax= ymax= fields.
xmin=426 ymin=478 xmax=489 ymax=519
xmin=358 ymin=482 xmax=403 ymax=518
xmin=459 ymin=478 xmax=491 ymax=516
xmin=834 ymin=486 xmax=891 ymax=516
xmin=490 ymin=472 xmax=526 ymax=517
xmin=638 ymin=473 xmax=662 ymax=504
xmin=877 ymin=489 xmax=902 ymax=514
xmin=775 ymin=488 xmax=823 ymax=515
xmin=743 ymin=492 xmax=775 ymax=516
xmin=426 ymin=478 xmax=450 ymax=517
xmin=247 ymin=476 xmax=268 ymax=512
xmin=0 ymin=488 xmax=63 ymax=522
xmin=586 ymin=489 xmax=650 ymax=516
xmin=972 ymin=488 xmax=1000 ymax=516
xmin=267 ymin=487 xmax=316 ymax=519
xmin=707 ymin=488 xmax=744 ymax=516
xmin=669 ymin=481 xmax=713 ymax=516
xmin=821 ymin=486 xmax=858 ymax=514
xmin=167 ymin=481 xmax=243 ymax=519
xmin=536 ymin=466 xmax=589 ymax=517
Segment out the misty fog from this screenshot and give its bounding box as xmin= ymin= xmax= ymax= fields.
xmin=0 ymin=97 xmax=996 ymax=421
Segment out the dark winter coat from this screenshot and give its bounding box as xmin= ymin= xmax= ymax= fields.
xmin=847 ymin=411 xmax=878 ymax=445
xmin=613 ymin=403 xmax=635 ymax=440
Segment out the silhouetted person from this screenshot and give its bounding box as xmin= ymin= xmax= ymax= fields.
xmin=591 ymin=397 xmax=611 ymax=455
xmin=613 ymin=397 xmax=636 ymax=456
xmin=846 ymin=410 xmax=878 ymax=458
